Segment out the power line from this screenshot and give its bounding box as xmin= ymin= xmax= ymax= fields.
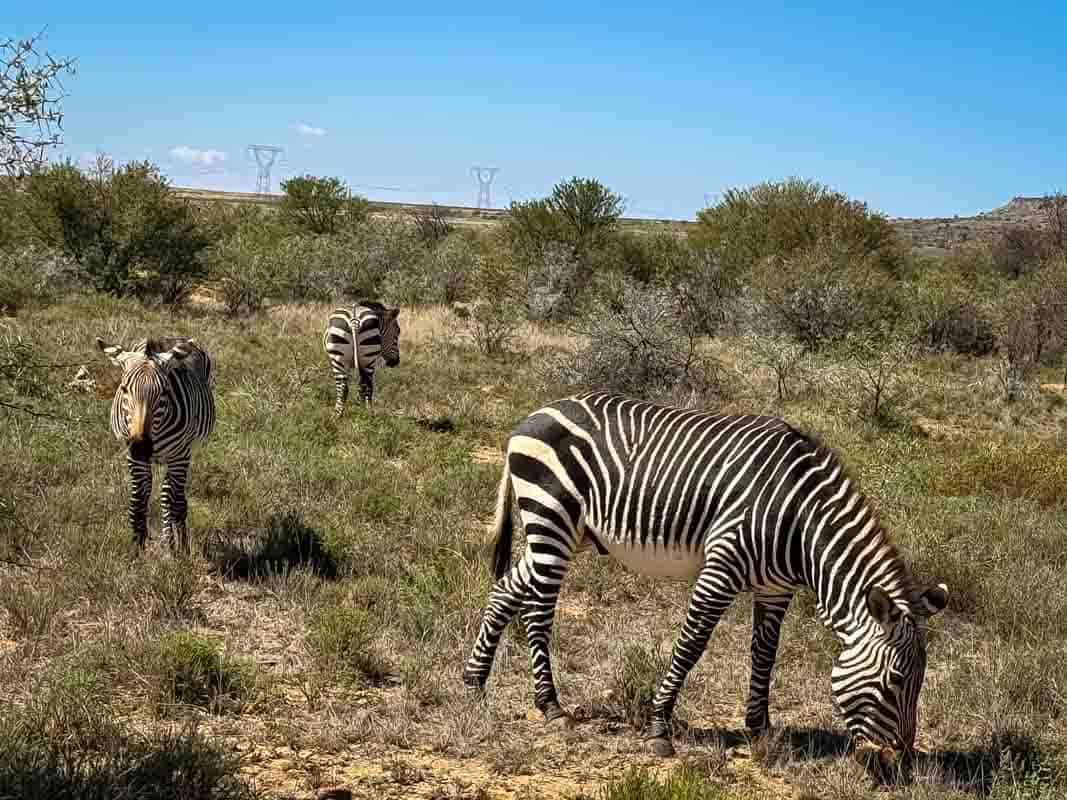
xmin=246 ymin=144 xmax=283 ymax=194
xmin=471 ymin=166 xmax=500 ymax=209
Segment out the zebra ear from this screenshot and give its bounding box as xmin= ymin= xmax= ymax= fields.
xmin=95 ymin=337 xmax=126 ymax=366
xmin=865 ymin=586 xmax=897 ymax=628
xmin=159 ymin=339 xmax=195 ymax=367
xmin=918 ymin=583 xmax=949 ymax=617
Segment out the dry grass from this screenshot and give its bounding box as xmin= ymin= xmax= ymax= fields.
xmin=0 ymin=296 xmax=1064 ymax=799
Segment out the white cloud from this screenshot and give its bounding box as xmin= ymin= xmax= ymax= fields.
xmin=169 ymin=145 xmax=227 ymax=165
xmin=294 ymin=122 xmax=327 ymax=137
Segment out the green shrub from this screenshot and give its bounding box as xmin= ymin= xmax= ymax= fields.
xmin=306 ymin=605 xmax=388 ymax=685
xmin=691 ymin=177 xmax=900 ymax=277
xmin=595 ymin=765 xmax=736 ymax=800
xmin=153 ymin=632 xmax=256 ymax=712
xmin=279 ymin=174 xmax=369 ymax=235
xmin=18 ymin=156 xmax=210 ymax=304
xmin=500 ymin=176 xmax=624 ymax=296
xmin=599 ymin=643 xmax=668 ymax=732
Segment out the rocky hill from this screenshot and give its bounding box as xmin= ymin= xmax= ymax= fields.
xmin=889 ymin=196 xmax=1050 ymax=252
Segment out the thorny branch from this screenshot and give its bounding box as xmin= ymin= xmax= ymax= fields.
xmin=1 ymin=30 xmax=77 ymax=176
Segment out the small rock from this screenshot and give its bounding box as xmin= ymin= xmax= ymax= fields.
xmin=315 ymin=788 xmax=352 ymax=800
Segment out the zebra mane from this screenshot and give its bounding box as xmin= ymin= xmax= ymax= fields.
xmin=357 ymin=300 xmax=387 ymax=313
xmin=788 ymin=423 xmax=916 ymax=599
xmin=140 ymin=337 xmax=188 ymax=356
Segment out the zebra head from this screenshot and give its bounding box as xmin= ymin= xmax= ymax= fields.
xmin=831 ymin=582 xmax=949 ymax=754
xmin=380 ymin=307 xmax=401 ymax=367
xmin=96 ymin=337 xmax=198 ymax=454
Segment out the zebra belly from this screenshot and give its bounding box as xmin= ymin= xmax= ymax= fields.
xmin=597 ymin=531 xmax=704 ymax=580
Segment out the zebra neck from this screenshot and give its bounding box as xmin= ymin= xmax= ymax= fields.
xmin=801 ymin=490 xmax=912 ymax=643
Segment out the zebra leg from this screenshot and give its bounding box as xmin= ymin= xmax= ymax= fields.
xmin=126 ymin=452 xmax=153 ymax=549
xmin=358 ymin=368 xmax=374 ymax=409
xmin=160 ymin=451 xmax=191 ymax=554
xmin=463 ymin=559 xmax=531 ymax=691
xmin=647 ymin=553 xmax=744 ymax=757
xmin=332 ymin=368 xmax=349 ymax=418
xmin=745 ymin=591 xmax=793 ymax=735
xmin=519 ymin=561 xmax=573 ymax=728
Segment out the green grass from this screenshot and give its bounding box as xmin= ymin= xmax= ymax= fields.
xmin=1 ymin=295 xmax=1065 ymax=798
xmin=589 ymin=765 xmax=741 ymax=800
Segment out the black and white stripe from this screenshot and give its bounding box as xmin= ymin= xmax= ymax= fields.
xmin=96 ymin=336 xmax=216 ymax=552
xmin=464 ymin=391 xmax=948 ymax=757
xmin=321 ymin=301 xmax=401 ymax=416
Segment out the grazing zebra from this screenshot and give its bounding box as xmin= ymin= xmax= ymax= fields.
xmin=96 ymin=336 xmax=216 ymax=552
xmin=464 ymin=391 xmax=948 ymax=758
xmin=321 ymin=301 xmax=401 ymax=416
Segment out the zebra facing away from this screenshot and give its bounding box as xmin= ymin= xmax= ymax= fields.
xmin=322 ymin=301 xmax=401 ymax=417
xmin=96 ymin=336 xmax=215 ymax=552
xmin=464 ymin=391 xmax=949 ymax=759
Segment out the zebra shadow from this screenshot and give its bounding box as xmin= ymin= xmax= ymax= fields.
xmin=678 ymin=723 xmax=1017 ymax=793
xmin=678 ymin=722 xmax=850 ymax=762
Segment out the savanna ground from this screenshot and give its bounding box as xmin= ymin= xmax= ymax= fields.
xmin=1 ymin=294 xmax=1065 ymax=800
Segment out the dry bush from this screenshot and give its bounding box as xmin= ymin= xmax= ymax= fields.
xmin=743 ymin=331 xmax=811 ymax=402
xmin=383 ymin=232 xmax=479 ymax=307
xmin=923 ymin=300 xmax=996 ymax=356
xmin=0 ymin=246 xmax=80 ymax=314
xmin=542 ymin=278 xmax=726 ymax=401
xmin=512 ymin=241 xmax=581 ymax=321
xmin=455 ymin=256 xmax=523 ymax=357
xmin=992 ymin=226 xmax=1047 ymax=279
xmin=410 ymin=203 xmax=454 ymax=246
xmin=828 ymin=326 xmax=919 ymax=423
xmin=750 ymin=240 xmax=901 ymax=352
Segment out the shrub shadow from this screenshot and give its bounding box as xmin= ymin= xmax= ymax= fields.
xmin=205 ymin=510 xmax=338 ymax=581
xmin=412 ymin=415 xmax=457 ymax=434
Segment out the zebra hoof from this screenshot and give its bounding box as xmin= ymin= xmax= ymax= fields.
xmin=461 ymin=673 xmax=486 ymax=698
xmin=543 ymin=705 xmax=575 ymax=730
xmin=648 ymin=737 xmax=676 ymax=758
xmin=745 ymin=714 xmax=772 ymax=738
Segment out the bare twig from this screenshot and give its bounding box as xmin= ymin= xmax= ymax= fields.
xmin=0 ymin=399 xmax=61 ymax=419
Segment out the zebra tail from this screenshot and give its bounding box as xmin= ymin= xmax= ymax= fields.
xmin=490 ymin=463 xmax=514 ymax=581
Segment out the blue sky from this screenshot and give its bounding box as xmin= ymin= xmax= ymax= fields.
xmin=9 ymin=2 xmax=1067 ymax=219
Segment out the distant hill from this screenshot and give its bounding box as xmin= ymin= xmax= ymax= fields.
xmin=889 ymin=196 xmax=1050 ymax=252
